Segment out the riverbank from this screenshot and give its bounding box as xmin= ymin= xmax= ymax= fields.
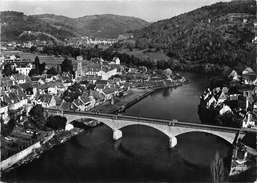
xmin=89 ymin=88 xmax=153 ymax=114
xmin=1 ymin=78 xmax=188 ymax=173
xmin=2 ymin=128 xmax=84 ymax=173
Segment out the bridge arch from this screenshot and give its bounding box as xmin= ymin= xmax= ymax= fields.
xmin=59 ymin=112 xmax=240 ymax=148
xmin=65 ymin=115 xmax=171 ymax=137
xmin=174 ymin=130 xmax=235 ymax=145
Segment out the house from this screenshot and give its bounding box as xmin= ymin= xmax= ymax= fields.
xmin=54 ymin=96 xmax=63 ymax=108
xmin=0 ymin=96 xmax=9 ymax=124
xmin=111 ymin=57 xmax=120 ymax=65
xmin=101 ymin=87 xmax=118 ymax=101
xmin=80 ymin=75 xmax=102 ymax=83
xmin=47 ymin=82 xmax=58 ymax=95
xmin=19 ymin=82 xmax=38 ymax=100
xmin=10 ymin=73 xmax=30 ymax=84
xmin=84 ymin=64 xmax=118 ymax=80
xmin=1 ymin=77 xmax=15 ymax=91
xmin=44 ymin=74 xmax=54 ymax=82
xmin=217 ymin=92 xmax=227 ymax=104
xmin=72 ymin=97 xmax=86 ymax=111
xmin=37 ymin=94 xmax=56 ymax=108
xmin=89 ymin=89 xmax=104 ymax=103
xmin=59 ymin=100 xmax=72 ymax=110
xmin=219 ymin=104 xmax=232 ymax=115
xmin=113 ymin=77 xmax=122 ymax=85
xmin=14 ymin=62 xmax=33 ymax=76
xmin=79 ymin=94 xmax=93 ymax=111
xmin=54 ymin=80 xmax=66 ymax=94
xmin=1 ymin=88 xmax=28 ymax=121
xmin=242 ymin=112 xmax=256 ymax=128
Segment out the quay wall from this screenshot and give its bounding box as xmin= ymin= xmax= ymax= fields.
xmin=117 ymin=90 xmax=153 ymax=113
xmin=0 ymin=131 xmax=55 ymax=171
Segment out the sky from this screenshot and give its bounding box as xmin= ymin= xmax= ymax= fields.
xmin=1 ymin=0 xmax=230 ymax=22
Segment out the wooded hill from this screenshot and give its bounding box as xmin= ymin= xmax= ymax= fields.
xmin=1 ymin=11 xmax=78 ymax=42
xmin=33 ymin=14 xmax=149 ymax=39
xmin=133 ymin=0 xmax=256 ymax=73
xmin=0 ymin=11 xmax=149 ymax=42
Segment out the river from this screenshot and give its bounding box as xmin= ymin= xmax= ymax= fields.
xmin=2 ymin=72 xmax=232 ymax=182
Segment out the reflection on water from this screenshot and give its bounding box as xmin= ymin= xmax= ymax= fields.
xmin=2 ymin=72 xmax=232 ymax=182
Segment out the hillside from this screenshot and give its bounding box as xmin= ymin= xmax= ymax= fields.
xmin=133 ymin=0 xmax=256 ymax=72
xmin=0 ymin=11 xmax=79 ymax=42
xmin=33 ymin=14 xmax=149 ymax=39
xmin=1 ymin=12 xmax=149 ymax=42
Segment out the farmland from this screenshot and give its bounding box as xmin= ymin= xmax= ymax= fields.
xmin=118 ymin=48 xmax=170 ymax=62
xmin=2 ymin=51 xmax=90 ymax=67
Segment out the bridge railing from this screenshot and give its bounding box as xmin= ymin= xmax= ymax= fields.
xmin=45 ymin=108 xmax=257 ymax=133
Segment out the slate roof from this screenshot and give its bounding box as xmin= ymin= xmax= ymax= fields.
xmin=9 ymin=92 xmax=20 ymax=103
xmin=89 ymin=90 xmax=104 ymax=100
xmin=96 ymin=84 xmax=105 ymax=90
xmin=37 ymin=94 xmax=53 ymax=104
xmin=55 ymin=81 xmax=65 ymax=88
xmin=73 ymin=98 xmax=84 ymax=107
xmin=47 ymin=82 xmax=56 ymax=88
xmin=95 ymin=80 xmax=108 ymax=85
xmin=20 ymin=82 xmax=34 ymax=90
xmin=81 ymin=75 xmax=102 ymax=81
xmin=54 ymin=96 xmax=62 ymax=106
xmin=102 ymin=87 xmax=117 ymax=95
xmin=80 ymin=96 xmax=90 ymax=104
xmin=2 ymin=93 xmax=12 ymax=105
xmin=59 ymin=100 xmax=71 ymax=110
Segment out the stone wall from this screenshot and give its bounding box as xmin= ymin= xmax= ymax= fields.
xmin=0 ymin=131 xmax=54 ymax=171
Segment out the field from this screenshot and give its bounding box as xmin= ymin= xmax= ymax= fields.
xmin=118 ymin=48 xmax=170 ymax=62
xmin=2 ymin=51 xmax=90 ymax=68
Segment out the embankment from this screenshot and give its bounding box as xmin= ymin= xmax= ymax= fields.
xmin=0 ymin=131 xmax=54 ymax=171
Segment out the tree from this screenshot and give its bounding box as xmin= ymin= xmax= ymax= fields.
xmin=2 ymin=63 xmax=17 ymax=77
xmin=34 ymin=56 xmax=40 ymax=75
xmin=61 ymin=83 xmax=85 ymax=102
xmin=61 ymin=58 xmax=73 ymax=73
xmin=46 ymin=115 xmax=67 ymax=130
xmin=29 ymin=68 xmax=37 ymax=77
xmin=47 ymin=67 xmax=57 ymax=75
xmin=211 ymin=150 xmax=225 ymax=183
xmin=29 ymin=104 xmax=46 ymax=130
xmin=30 ymin=45 xmax=37 ymax=52
xmin=1 ymin=119 xmax=16 ymax=137
xmin=39 ymin=62 xmax=46 ymax=75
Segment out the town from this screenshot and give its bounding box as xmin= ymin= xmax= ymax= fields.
xmin=0 ymin=47 xmax=187 ymax=172
xmin=198 ymin=68 xmax=257 ymax=178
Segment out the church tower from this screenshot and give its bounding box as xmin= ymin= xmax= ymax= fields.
xmin=75 ymin=61 xmax=84 ymax=79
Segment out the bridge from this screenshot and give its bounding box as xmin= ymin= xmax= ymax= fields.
xmin=46 ymin=108 xmax=256 ymax=148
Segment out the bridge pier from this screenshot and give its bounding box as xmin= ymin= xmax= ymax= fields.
xmin=169 ymin=136 xmax=177 ymax=148
xmin=113 ymin=129 xmax=122 ymax=140
xmin=113 ymin=138 xmax=122 ymax=151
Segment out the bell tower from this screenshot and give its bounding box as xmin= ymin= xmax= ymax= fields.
xmin=75 ymin=61 xmax=84 ymax=79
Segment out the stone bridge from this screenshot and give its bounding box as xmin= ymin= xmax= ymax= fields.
xmin=46 ymin=108 xmax=255 ymax=148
